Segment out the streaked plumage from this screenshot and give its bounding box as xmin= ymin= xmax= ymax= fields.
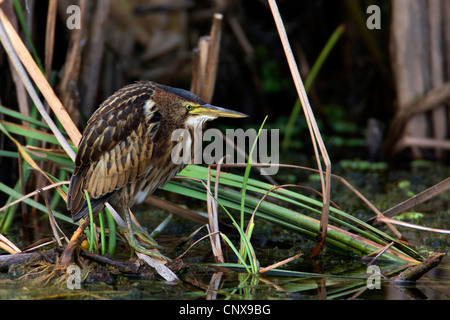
xmin=67 ymin=81 xmax=247 ymax=242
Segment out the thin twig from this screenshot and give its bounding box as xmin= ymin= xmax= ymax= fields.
xmin=366 ymin=242 xmax=394 ymax=267
xmin=0 ymin=181 xmax=69 ymax=213
xmin=176 ymin=229 xmax=220 ymax=260
xmin=38 ymin=188 xmax=68 ymax=246
xmin=259 ymin=252 xmax=302 ymax=273
xmin=376 ymin=217 xmax=450 ymax=234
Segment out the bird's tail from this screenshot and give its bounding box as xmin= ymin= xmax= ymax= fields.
xmin=70 ymin=195 xmax=110 ymax=222
xmin=67 ymin=173 xmax=111 ymax=222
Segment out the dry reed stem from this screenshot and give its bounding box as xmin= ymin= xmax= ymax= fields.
xmin=191 ymin=13 xmax=223 ymax=103
xmin=268 ymin=0 xmax=331 ymax=257
xmin=190 ymin=47 xmax=201 ymax=94
xmin=227 ymin=14 xmax=254 ymax=57
xmin=39 ymin=188 xmax=66 ymax=246
xmin=145 ymin=195 xmax=209 ymax=225
xmin=194 ymin=36 xmax=210 ymax=97
xmin=80 ymin=0 xmax=111 ymax=116
xmin=136 ymin=252 xmax=179 ymax=283
xmin=58 ymin=0 xmax=86 ymax=126
xmin=378 ymin=176 xmax=450 ymax=220
xmin=393 ymin=136 xmax=450 ymax=155
xmin=0 ymin=241 xmax=19 ymax=254
xmin=189 ymin=13 xmax=226 ymax=263
xmin=2 ymin=3 xmax=29 ymax=121
xmin=259 ymin=252 xmax=303 ymax=274
xmin=0 ymin=233 xmax=22 ymax=253
xmin=0 ymin=8 xmax=81 ymax=147
xmin=376 ymin=217 xmax=450 ymax=234
xmin=44 ymin=0 xmax=57 ymax=80
xmin=202 ymin=13 xmax=223 ymax=103
xmin=206 ymin=159 xmax=224 ymax=263
xmin=176 ymin=229 xmax=220 ymax=261
xmin=366 ymin=242 xmax=394 ymax=267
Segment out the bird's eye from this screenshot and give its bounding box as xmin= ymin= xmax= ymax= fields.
xmin=185 ymin=104 xmax=193 ymax=111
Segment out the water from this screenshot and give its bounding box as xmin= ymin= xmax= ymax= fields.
xmin=0 ymin=258 xmax=448 ymax=299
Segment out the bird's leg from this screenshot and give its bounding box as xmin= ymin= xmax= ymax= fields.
xmin=122 ymin=207 xmax=167 ymax=260
xmin=128 ymin=209 xmax=159 ymax=246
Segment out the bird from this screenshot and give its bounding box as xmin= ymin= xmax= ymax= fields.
xmin=66 ymin=81 xmax=247 ymax=258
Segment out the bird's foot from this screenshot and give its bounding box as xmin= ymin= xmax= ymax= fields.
xmin=128 ymin=237 xmax=168 ymax=261
xmin=133 ymin=226 xmax=159 ymax=247
xmin=118 ymin=225 xmax=168 ymax=261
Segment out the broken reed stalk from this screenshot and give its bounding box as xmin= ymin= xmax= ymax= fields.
xmin=203 ymin=13 xmax=223 ymax=103
xmin=268 ymin=0 xmax=332 ymax=257
xmin=190 ymin=47 xmax=201 ymax=95
xmin=191 ymin=13 xmax=223 ymax=103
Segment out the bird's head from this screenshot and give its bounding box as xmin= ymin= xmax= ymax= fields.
xmin=152 ymin=83 xmax=248 ymax=129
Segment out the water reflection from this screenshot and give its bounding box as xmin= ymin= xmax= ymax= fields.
xmin=199 ymin=265 xmax=448 ymax=300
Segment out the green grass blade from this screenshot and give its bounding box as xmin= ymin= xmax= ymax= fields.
xmin=105 ymin=207 xmax=117 ymax=256
xmin=0 ymin=181 xmax=73 ymax=224
xmin=84 ymin=190 xmax=96 ymax=252
xmin=220 ymin=233 xmax=251 ymax=273
xmin=0 ymin=121 xmax=68 ymax=146
xmin=0 ymin=105 xmax=51 ymax=130
xmin=98 ymin=211 xmax=106 ymax=255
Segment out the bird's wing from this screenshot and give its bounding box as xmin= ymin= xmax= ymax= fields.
xmin=67 ymin=82 xmax=160 ymax=219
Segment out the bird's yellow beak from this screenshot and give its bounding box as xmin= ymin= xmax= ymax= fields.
xmin=189 ymin=104 xmax=248 ymax=118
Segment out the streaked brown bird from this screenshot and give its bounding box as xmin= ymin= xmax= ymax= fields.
xmin=66 ymin=81 xmax=247 ymax=257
